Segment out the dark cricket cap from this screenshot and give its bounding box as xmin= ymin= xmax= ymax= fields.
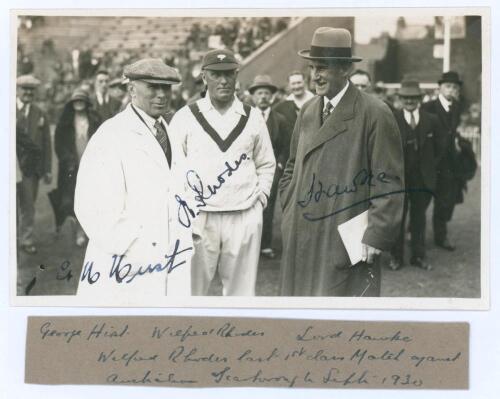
xmin=201 ymin=49 xmax=239 ymax=71
xmin=123 ymin=58 xmax=181 ymax=85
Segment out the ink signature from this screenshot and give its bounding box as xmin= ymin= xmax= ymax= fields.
xmin=298 ymin=169 xmax=433 ymax=222
xmin=176 ymin=153 xmax=249 ymax=228
xmin=80 ymin=239 xmax=193 ymax=285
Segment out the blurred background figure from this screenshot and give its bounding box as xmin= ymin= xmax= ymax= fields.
xmin=108 ymin=77 xmax=129 ymax=111
xmin=90 ymin=69 xmax=121 ymax=123
xmin=273 ymin=71 xmax=314 ymax=131
xmin=389 ymin=79 xmax=443 ymax=272
xmin=16 ymin=75 xmax=52 ymax=254
xmin=249 ymin=75 xmax=291 ymax=260
xmin=50 ymin=89 xmax=101 ymax=247
xmin=422 ymin=71 xmax=463 ymax=251
xmin=350 ymin=69 xmax=372 ymax=92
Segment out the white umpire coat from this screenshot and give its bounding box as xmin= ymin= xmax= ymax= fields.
xmin=74 ymin=104 xmax=194 ymax=302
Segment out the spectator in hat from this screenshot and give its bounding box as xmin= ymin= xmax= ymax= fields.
xmin=248 ymin=75 xmax=292 ymax=259
xmin=16 ymin=75 xmax=52 ymax=254
xmin=422 ymin=71 xmax=463 ymax=251
xmin=74 ymin=58 xmax=194 ymax=301
xmin=279 ymin=27 xmax=404 ymax=297
xmin=389 ymin=80 xmax=445 ymax=271
xmin=51 ymin=89 xmax=101 ymax=247
xmin=90 ymin=69 xmax=121 ymax=124
xmin=170 ymin=48 xmax=276 ymax=296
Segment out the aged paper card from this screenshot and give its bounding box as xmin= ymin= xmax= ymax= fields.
xmin=25 ymin=316 xmax=468 ymax=389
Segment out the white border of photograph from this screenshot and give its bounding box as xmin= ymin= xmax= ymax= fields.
xmin=9 ymin=6 xmax=490 ymax=310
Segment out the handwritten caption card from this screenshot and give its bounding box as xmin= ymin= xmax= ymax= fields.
xmin=25 ymin=317 xmax=468 ymax=389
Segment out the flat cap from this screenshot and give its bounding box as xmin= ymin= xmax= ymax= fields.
xmin=202 ymin=49 xmax=239 ymax=71
xmin=16 ymin=75 xmax=41 ymax=88
xmin=123 ymin=58 xmax=181 ymax=85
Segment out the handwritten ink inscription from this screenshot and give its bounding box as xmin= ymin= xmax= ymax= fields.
xmin=25 ymin=317 xmax=468 ymax=389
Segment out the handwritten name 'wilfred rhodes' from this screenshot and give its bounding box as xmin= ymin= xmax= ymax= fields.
xmin=175 ymin=153 xmax=249 ymax=228
xmin=80 ymin=239 xmax=193 ymax=285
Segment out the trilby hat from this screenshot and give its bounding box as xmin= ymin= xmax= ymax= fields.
xmin=248 ymin=75 xmax=277 ymax=94
xmin=399 ymin=80 xmax=423 ymax=97
xmin=298 ymin=27 xmax=362 ymax=62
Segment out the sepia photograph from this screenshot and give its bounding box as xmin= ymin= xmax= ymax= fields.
xmin=10 ymin=9 xmax=488 ymax=308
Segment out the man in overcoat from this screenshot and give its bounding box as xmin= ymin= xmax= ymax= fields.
xmin=75 ymin=59 xmax=194 ymax=302
xmin=279 ymin=27 xmax=404 ymax=297
xmin=249 ymin=75 xmax=291 ymax=259
xmin=90 ymin=69 xmax=122 ymax=124
xmin=422 ymin=71 xmax=463 ymax=251
xmin=16 ymin=75 xmax=52 ymax=254
xmin=389 ymin=80 xmax=444 ymax=271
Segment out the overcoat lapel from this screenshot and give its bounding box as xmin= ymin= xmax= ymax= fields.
xmin=415 ymin=112 xmax=430 ymax=151
xmin=125 ymin=105 xmax=170 ymax=168
xmin=303 ymin=84 xmax=358 ymax=160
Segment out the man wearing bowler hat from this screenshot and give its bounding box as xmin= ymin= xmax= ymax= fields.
xmin=75 ymin=58 xmax=194 ymax=301
xmin=279 ymin=27 xmax=404 ymax=296
xmin=249 ymin=75 xmax=292 ymax=259
xmin=389 ymin=79 xmax=444 ymax=271
xmin=422 ymin=71 xmax=463 ymax=251
xmin=16 ymin=75 xmax=52 ymax=254
xmin=170 ymin=49 xmax=276 ymax=296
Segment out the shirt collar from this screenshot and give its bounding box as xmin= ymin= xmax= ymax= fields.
xmin=96 ymin=91 xmax=108 ymax=105
xmin=323 ymin=81 xmax=350 ymax=111
xmin=198 ymin=95 xmax=247 ymax=116
xmin=438 ymin=94 xmax=452 ymax=111
xmin=260 ymin=107 xmax=271 ymax=121
xmin=132 ymin=103 xmax=167 ymax=136
xmin=17 ymin=98 xmax=30 ymax=115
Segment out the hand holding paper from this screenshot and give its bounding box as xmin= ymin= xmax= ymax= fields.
xmin=338 ymin=210 xmax=382 ymax=265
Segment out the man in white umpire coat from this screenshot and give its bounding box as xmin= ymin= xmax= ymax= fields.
xmin=74 ymin=58 xmax=194 ymax=302
xmin=170 ymin=49 xmax=276 ymax=296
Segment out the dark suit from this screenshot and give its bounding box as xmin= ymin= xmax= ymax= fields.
xmin=391 ymin=108 xmax=444 ymax=261
xmin=279 ymin=84 xmax=404 ymax=296
xmin=91 ymin=93 xmax=121 ymax=124
xmin=422 ymin=98 xmax=461 ymax=244
xmin=261 ymin=109 xmax=291 ymax=250
xmin=16 ymin=102 xmax=52 ymax=245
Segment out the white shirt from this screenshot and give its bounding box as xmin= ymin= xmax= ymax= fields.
xmin=169 ymin=95 xmax=276 ymax=212
xmin=323 ymin=81 xmax=350 ymax=113
xmin=260 ymin=107 xmax=271 ymax=122
xmin=131 ymin=103 xmax=168 ymax=137
xmin=286 ymin=90 xmax=314 ymax=109
xmin=438 ymin=93 xmax=452 ymax=112
xmin=403 ymin=108 xmax=420 ymax=127
xmin=95 ymin=91 xmax=109 ymax=106
xmin=16 ymin=98 xmax=30 ymax=117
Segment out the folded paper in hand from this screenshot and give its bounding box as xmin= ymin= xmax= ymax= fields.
xmin=338 ymin=210 xmax=368 ymax=266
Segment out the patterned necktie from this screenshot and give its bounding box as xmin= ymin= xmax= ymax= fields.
xmin=322 ymin=101 xmax=333 ymax=125
xmin=154 ymin=120 xmax=172 ymax=168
